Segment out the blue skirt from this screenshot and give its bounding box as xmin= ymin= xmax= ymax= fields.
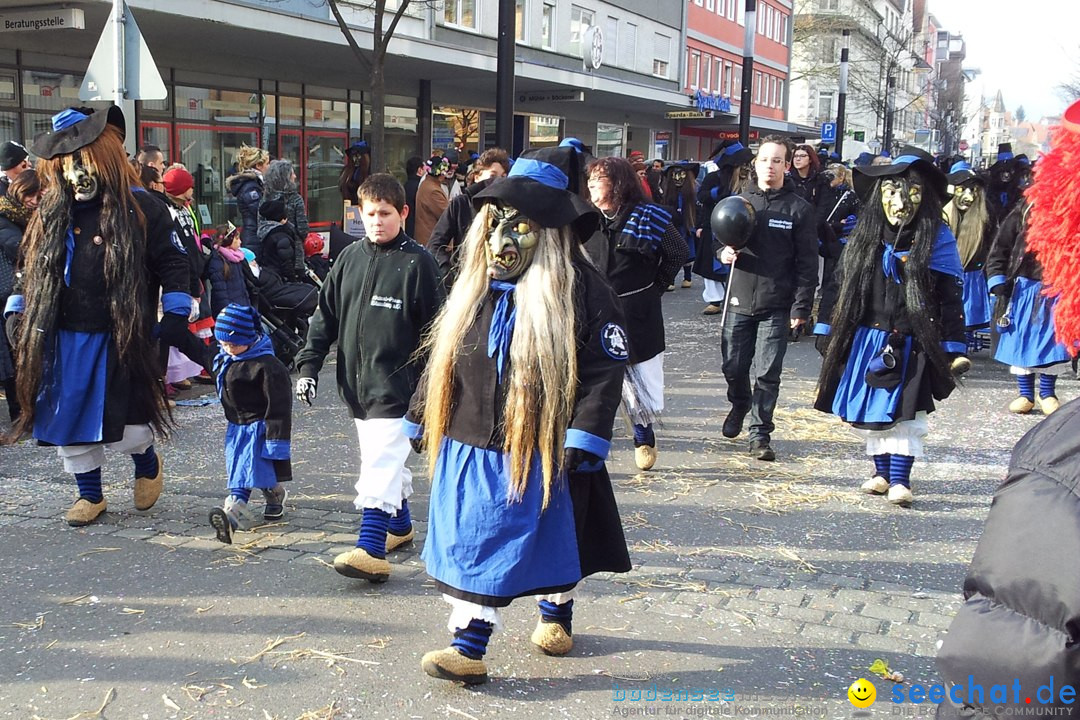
xmin=993 ymin=277 xmax=1070 ymax=369
xmin=422 ymin=438 xmax=582 ymax=605
xmin=34 ymin=330 xmax=109 ymax=446
xmin=830 ymin=326 xmax=913 ymax=425
xmin=962 ymin=269 xmax=991 ymax=329
xmin=225 ymin=420 xmax=280 ymax=491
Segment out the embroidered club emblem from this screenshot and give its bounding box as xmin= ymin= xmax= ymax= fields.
xmin=601 ymin=323 xmax=629 ymax=361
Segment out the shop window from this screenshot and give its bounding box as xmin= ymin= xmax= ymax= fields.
xmin=22 ymin=70 xmax=102 ymax=112
xmin=24 ymin=113 xmax=53 ymax=140
xmin=362 ymin=104 xmax=417 ymax=181
xmin=139 ymin=124 xmax=171 ymax=164
xmin=541 ymin=2 xmax=555 ymax=50
xmin=0 ymin=72 xmax=16 ymax=104
xmin=175 ymin=86 xmax=259 ymax=123
xmin=139 ymin=89 xmax=171 ymax=116
xmin=175 ymin=126 xmax=259 ymax=231
xmin=570 ymin=6 xmax=595 ymax=57
xmin=306 ymin=98 xmax=348 ymax=129
xmin=305 ymin=132 xmax=348 ymax=228
xmin=433 ymin=106 xmax=480 ymax=152
xmin=0 ymin=112 xmax=20 ymax=147
xmin=595 ymin=122 xmax=624 ymax=158
xmin=529 ymin=115 xmax=560 ymax=148
xmin=277 ymin=95 xmax=304 ymax=127
xmin=444 ymin=0 xmax=478 ymax=30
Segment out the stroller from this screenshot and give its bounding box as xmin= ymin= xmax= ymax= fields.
xmin=254 ymin=270 xmax=317 ymax=369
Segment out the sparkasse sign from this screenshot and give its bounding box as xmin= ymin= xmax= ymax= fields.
xmin=0 ymin=9 xmax=84 ymax=33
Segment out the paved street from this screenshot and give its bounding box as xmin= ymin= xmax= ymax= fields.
xmin=0 ymin=286 xmax=1059 ymax=720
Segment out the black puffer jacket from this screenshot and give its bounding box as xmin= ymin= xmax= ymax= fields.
xmin=936 ymin=397 xmax=1080 ymax=716
xmin=725 ymin=179 xmax=819 ymax=319
xmin=227 ymin=171 xmax=263 ymax=256
xmin=256 ymin=220 xmax=301 ymax=282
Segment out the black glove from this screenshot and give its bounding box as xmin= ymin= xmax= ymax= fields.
xmin=409 ymin=436 xmax=424 ymax=454
xmin=989 ymin=283 xmax=1008 ymax=297
xmin=564 ymin=448 xmax=602 ymax=472
xmin=814 ymin=334 xmax=830 ymax=357
xmin=158 ymin=312 xmax=191 ymax=345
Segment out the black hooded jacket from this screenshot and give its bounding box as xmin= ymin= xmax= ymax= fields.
xmin=726 ymin=178 xmax=819 ymax=318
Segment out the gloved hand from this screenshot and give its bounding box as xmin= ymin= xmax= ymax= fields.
xmin=4 ymin=312 xmax=21 ymax=347
xmin=989 ymin=283 xmax=1008 ymax=297
xmin=188 ymin=297 xmax=200 ymax=323
xmin=295 ymin=377 xmax=317 ymax=406
xmin=158 ymin=312 xmax=190 ymax=344
xmin=814 ymin=334 xmax=830 ymax=357
xmin=841 ymin=214 xmax=857 ymax=235
xmin=564 ymin=448 xmax=602 ymax=472
xmin=409 ymin=436 xmax=424 ymax=454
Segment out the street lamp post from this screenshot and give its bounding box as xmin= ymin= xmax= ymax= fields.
xmin=495 ymin=0 xmax=516 ymax=150
xmin=835 ymin=29 xmax=850 ymax=159
xmin=738 ymin=0 xmax=757 ymax=146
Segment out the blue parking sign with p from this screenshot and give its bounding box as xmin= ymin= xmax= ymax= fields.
xmin=821 ymin=122 xmax=837 ymax=142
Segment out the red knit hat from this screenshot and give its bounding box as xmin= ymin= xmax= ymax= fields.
xmin=163 ymin=167 xmax=194 ymax=196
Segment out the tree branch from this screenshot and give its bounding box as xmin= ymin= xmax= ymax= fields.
xmin=327 ymin=0 xmax=372 ymax=72
xmin=379 ymin=0 xmax=412 ymax=60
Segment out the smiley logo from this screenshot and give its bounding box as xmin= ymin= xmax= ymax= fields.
xmin=848 ymin=678 xmax=876 ymax=708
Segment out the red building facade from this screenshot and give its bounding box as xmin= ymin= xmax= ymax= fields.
xmin=681 ymin=0 xmax=796 ymax=159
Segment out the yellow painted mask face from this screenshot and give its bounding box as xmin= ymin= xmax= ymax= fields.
xmin=881 ymin=177 xmax=922 ymax=227
xmin=953 ymin=184 xmax=976 ymax=212
xmin=61 ymin=152 xmax=99 ymax=202
xmin=486 ymin=204 xmax=539 ymax=281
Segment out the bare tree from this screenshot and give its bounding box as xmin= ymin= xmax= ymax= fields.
xmin=451 ymin=108 xmax=480 ymax=149
xmin=269 ymin=0 xmax=439 ymax=172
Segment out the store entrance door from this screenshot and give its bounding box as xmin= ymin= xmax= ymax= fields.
xmin=276 ymin=129 xmax=348 ymax=228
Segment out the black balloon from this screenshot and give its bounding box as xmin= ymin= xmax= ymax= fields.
xmin=710 ymin=195 xmax=756 ymax=251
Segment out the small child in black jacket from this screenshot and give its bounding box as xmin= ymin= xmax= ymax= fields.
xmin=295 ymin=174 xmax=444 ymax=583
xmin=208 ymin=303 xmax=292 ymax=544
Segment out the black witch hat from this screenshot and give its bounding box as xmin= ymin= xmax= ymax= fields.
xmin=473 ymin=146 xmax=598 ymax=241
xmin=31 ymin=105 xmax=126 ymax=159
xmin=853 ymin=145 xmax=948 ymax=203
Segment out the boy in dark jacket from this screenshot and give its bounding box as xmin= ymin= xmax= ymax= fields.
xmin=208 ymin=304 xmax=291 ymax=544
xmin=295 ymin=174 xmax=444 ymax=583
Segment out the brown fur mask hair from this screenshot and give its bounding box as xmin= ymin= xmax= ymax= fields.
xmin=945 ymin=182 xmax=990 ymax=268
xmin=419 ymin=204 xmax=580 ymax=510
xmin=12 ymin=124 xmax=168 ymax=439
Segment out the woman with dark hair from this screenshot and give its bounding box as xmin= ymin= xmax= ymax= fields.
xmin=814 ymin=148 xmax=968 ymax=507
xmin=0 ymin=168 xmax=41 ymax=421
xmin=586 ymin=156 xmax=688 ymax=471
xmin=789 ymin=144 xmax=827 ymax=208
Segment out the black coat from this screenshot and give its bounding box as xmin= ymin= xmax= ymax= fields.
xmin=985 ymin=203 xmax=1037 ymax=293
xmin=257 ymin=222 xmax=302 ymax=282
xmin=426 ymin=177 xmax=495 ymax=288
xmin=150 ymin=190 xmax=204 ymax=298
xmin=726 ymin=179 xmax=819 ymax=319
xmin=296 ymin=231 xmax=444 ymax=420
xmin=53 ymin=190 xmax=191 ymax=442
xmin=936 ymin=397 xmax=1080 ymax=716
xmin=586 ymin=204 xmax=689 ymax=364
xmin=404 ymin=175 xmax=421 ymax=239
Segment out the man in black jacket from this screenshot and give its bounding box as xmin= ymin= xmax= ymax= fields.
xmin=717 ymin=135 xmax=818 ymax=461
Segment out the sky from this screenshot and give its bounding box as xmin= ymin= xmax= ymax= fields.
xmin=928 ymin=0 xmax=1079 ymax=121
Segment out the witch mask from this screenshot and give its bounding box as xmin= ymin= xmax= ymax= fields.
xmin=486 ymin=204 xmax=539 ymax=281
xmin=952 ymin=184 xmax=976 ymax=212
xmin=881 ymin=177 xmax=922 ymax=227
xmin=62 ymin=153 xmax=99 ymax=202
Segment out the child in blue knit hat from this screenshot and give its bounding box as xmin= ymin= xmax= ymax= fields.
xmin=208 ymin=303 xmax=293 ymax=543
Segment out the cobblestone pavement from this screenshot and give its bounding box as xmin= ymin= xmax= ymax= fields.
xmin=0 ymin=286 xmax=1063 ymax=720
